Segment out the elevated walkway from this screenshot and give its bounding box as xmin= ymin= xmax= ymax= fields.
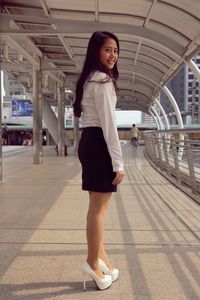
xmin=0 ymin=145 xmax=200 ymax=299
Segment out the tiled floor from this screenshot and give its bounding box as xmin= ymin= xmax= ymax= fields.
xmin=0 ymin=145 xmax=200 ymax=300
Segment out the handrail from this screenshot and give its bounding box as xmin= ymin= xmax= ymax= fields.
xmin=143 ymin=130 xmax=200 ymax=203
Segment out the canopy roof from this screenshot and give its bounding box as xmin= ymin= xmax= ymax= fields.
xmin=1 ymin=0 xmax=200 ymax=112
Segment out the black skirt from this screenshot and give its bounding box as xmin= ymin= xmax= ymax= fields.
xmin=78 ymin=127 xmax=117 ymax=192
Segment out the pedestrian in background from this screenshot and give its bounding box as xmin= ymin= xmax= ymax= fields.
xmin=73 ymin=31 xmax=124 ymax=291
xmin=2 ymin=124 xmax=9 ymax=145
xmin=130 ymin=123 xmax=140 ymax=148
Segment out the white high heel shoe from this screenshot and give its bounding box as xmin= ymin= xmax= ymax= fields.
xmin=99 ymin=258 xmax=119 ymax=282
xmin=81 ymin=262 xmax=112 ymax=291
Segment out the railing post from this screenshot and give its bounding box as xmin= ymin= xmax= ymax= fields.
xmin=150 ymin=134 xmax=157 ymax=165
xmin=156 ymin=134 xmax=163 ymax=171
xmin=171 ymin=136 xmax=181 ymax=186
xmin=162 ymin=135 xmax=170 ymax=175
xmin=185 ymin=139 xmax=198 ymax=195
xmin=144 ymin=129 xmax=199 ymax=201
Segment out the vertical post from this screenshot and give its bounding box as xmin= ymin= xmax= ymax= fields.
xmin=33 ymin=65 xmax=43 ymax=164
xmin=154 ymin=98 xmax=170 ymax=130
xmin=156 ymin=133 xmax=163 ymax=171
xmin=163 ymin=86 xmax=184 ymax=159
xmin=162 ymin=135 xmax=170 ymax=175
xmin=0 ymin=71 xmax=2 ymax=180
xmin=46 ymin=129 xmax=50 ymax=145
xmin=151 ymin=106 xmax=163 ymax=129
xmin=149 ymin=109 xmax=159 ymax=130
xmin=171 ymin=136 xmax=181 ymax=186
xmin=154 ymin=98 xmax=171 ymax=151
xmin=185 ymin=139 xmax=198 ymax=195
xmin=57 ymin=82 xmax=65 ymax=156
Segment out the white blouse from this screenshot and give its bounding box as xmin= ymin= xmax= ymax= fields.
xmin=81 ymin=71 xmax=124 ymax=172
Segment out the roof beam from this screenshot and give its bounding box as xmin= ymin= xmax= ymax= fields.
xmin=134 ymin=40 xmax=142 ymax=65
xmin=39 ymin=1 xmax=78 ymax=67
xmin=95 ymin=0 xmax=99 ymax=21
xmin=144 ymin=0 xmax=157 ymax=27
xmin=2 ymin=35 xmax=40 ymax=68
xmin=0 ymin=13 xmax=185 ymax=56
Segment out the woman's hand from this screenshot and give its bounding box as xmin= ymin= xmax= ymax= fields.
xmin=112 ymin=170 xmax=125 ymax=185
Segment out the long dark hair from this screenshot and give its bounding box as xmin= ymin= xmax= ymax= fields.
xmin=73 ymin=31 xmax=120 ymax=117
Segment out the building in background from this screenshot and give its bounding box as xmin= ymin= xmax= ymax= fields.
xmin=160 ymin=66 xmax=187 ymax=124
xmin=2 ymin=73 xmax=27 ymax=124
xmin=160 ymin=53 xmax=200 ymax=125
xmin=141 ymin=112 xmax=155 ymax=125
xmin=3 ymin=73 xmax=25 ymax=97
xmin=187 ymin=54 xmax=200 ymax=124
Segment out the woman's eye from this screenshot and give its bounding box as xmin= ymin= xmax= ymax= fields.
xmin=105 ymin=48 xmax=118 ymax=54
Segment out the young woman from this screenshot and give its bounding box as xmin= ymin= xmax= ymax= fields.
xmin=73 ymin=31 xmax=124 ymax=291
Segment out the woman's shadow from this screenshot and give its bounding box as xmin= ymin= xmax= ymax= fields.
xmin=0 ymin=280 xmax=97 ymax=300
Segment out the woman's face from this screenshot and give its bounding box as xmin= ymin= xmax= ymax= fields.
xmin=99 ymin=38 xmax=119 ymax=70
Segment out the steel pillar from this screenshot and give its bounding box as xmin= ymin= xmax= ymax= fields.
xmin=162 ymin=86 xmax=184 ymax=129
xmin=149 ymin=109 xmax=159 ymax=129
xmin=0 ymin=71 xmax=2 ymax=180
xmin=162 ymin=86 xmax=184 ymax=159
xmin=33 ymin=66 xmax=43 ymax=164
xmin=57 ymin=82 xmax=65 ymax=156
xmin=151 ymin=106 xmax=163 ymax=130
xmin=154 ymin=98 xmax=170 ymax=129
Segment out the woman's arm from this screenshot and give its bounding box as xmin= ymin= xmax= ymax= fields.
xmin=94 ymin=78 xmax=123 ymax=172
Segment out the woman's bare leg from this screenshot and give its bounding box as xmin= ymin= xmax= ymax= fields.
xmin=86 ymin=191 xmax=112 ymax=277
xmin=99 ymin=243 xmax=113 ymax=270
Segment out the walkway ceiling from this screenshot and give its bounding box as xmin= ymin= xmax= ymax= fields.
xmin=1 ymin=0 xmax=200 ymax=113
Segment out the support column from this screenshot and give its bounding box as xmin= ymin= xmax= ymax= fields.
xmin=163 ymin=86 xmax=184 ymax=159
xmin=33 ymin=65 xmax=43 ymax=164
xmin=154 ymin=98 xmax=171 ymax=151
xmin=154 ymin=98 xmax=170 ymax=129
xmin=73 ymin=116 xmax=80 ymax=154
xmin=151 ymin=107 xmax=164 ymax=150
xmin=0 ymin=71 xmax=2 ymax=181
xmin=46 ymin=129 xmax=50 ymax=145
xmin=149 ymin=110 xmax=159 ymax=130
xmin=57 ymin=82 xmax=65 ymax=156
xmin=163 ymin=86 xmax=184 ymax=130
xmin=151 ymin=106 xmax=163 ymax=130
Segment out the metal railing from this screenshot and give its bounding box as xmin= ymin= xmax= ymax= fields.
xmin=144 ymin=129 xmax=200 ymax=203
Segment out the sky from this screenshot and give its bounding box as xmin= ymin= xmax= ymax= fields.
xmin=115 ymin=110 xmax=141 ymax=125
xmin=1 ymin=71 xmax=141 ymax=125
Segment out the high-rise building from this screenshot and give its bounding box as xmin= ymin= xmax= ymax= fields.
xmin=160 ymin=66 xmax=186 ymax=115
xmin=186 ymin=54 xmax=200 ymax=124
xmin=160 ymin=53 xmax=200 ymax=125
